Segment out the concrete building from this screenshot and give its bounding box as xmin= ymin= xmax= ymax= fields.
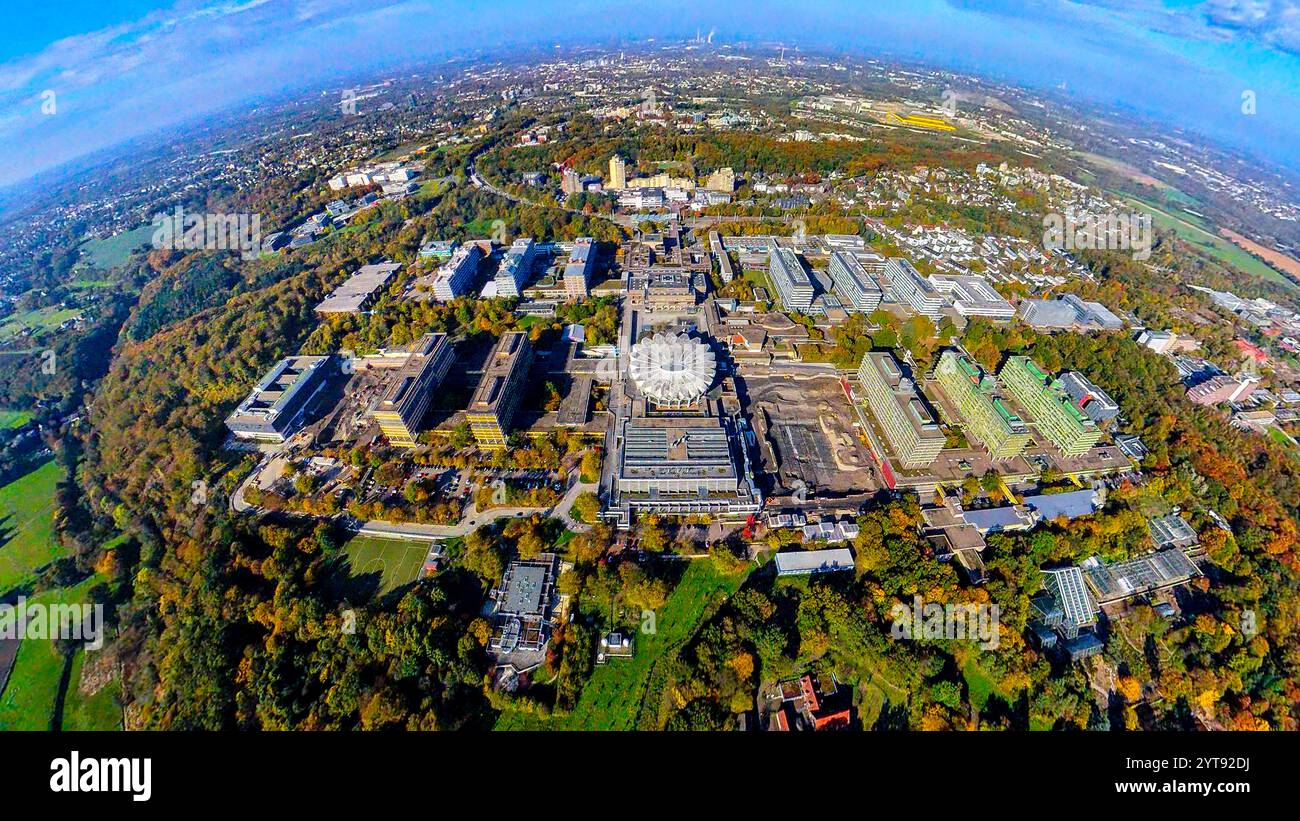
xmin=827 ymin=251 xmax=883 ymax=314
xmin=316 ymin=262 xmax=402 ymax=314
xmin=1000 ymin=356 xmax=1102 ymax=457
xmin=884 ymin=258 xmax=945 ymax=318
xmin=1057 ymin=371 xmax=1120 ymax=424
xmin=929 ymin=274 xmax=1015 ymax=319
xmin=466 ymin=331 xmax=534 ymax=450
xmin=857 ymin=351 xmax=945 ymax=468
xmin=431 ymin=245 xmax=483 ymax=302
xmin=774 ymin=548 xmax=855 ymax=576
xmin=1019 ymin=294 xmax=1123 ymax=331
xmin=368 ymin=333 xmax=455 ymax=448
xmin=225 ymin=356 xmax=331 ymax=442
xmin=710 ymin=231 xmax=735 ymax=284
xmin=768 ymin=247 xmax=815 ymax=313
xmin=609 ymin=155 xmax=627 ymax=190
xmin=1185 ymin=374 xmax=1260 ymax=406
xmin=610 ymin=411 xmax=760 ymax=526
xmin=563 ymin=238 xmax=595 ymax=301
xmin=626 ymin=269 xmax=699 ymax=311
xmin=935 ymin=350 xmax=1030 ymax=460
xmin=494 ymin=238 xmax=536 ymax=298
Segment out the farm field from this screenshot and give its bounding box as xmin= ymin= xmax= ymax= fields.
xmin=1116 ymin=192 xmax=1297 ymax=289
xmin=494 ymin=559 xmax=750 ymax=730
xmin=77 ymin=223 xmax=155 ymax=271
xmin=0 ymin=575 xmax=103 ymax=730
xmin=0 ymin=459 xmax=63 ymax=593
xmin=0 ymin=307 xmax=82 ymax=341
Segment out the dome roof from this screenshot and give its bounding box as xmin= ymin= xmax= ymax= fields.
xmin=629 ymin=332 xmax=716 ymax=404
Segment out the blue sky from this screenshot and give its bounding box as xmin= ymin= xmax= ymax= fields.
xmin=1 ymin=0 xmax=1299 ymax=188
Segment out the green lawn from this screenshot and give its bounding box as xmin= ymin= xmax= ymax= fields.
xmin=0 ymin=575 xmax=102 ymax=730
xmin=77 ymin=223 xmax=155 ymax=271
xmin=1116 ymin=192 xmax=1297 ymax=289
xmin=334 ymin=535 xmax=431 ymax=599
xmin=0 ymin=460 xmax=63 ymax=593
xmin=0 ymin=410 xmax=31 ymax=430
xmin=0 ymin=307 xmax=82 ymax=341
xmin=494 ymin=559 xmax=750 ymax=730
xmin=59 ymin=646 xmax=123 ymax=730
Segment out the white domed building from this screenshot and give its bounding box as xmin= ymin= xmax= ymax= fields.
xmin=628 ymin=332 xmax=716 ymax=406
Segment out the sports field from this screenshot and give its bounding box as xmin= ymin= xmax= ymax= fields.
xmin=0 ymin=459 xmax=63 ymax=593
xmin=339 ymin=535 xmax=431 ymax=596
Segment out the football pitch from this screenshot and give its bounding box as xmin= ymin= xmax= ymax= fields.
xmin=339 ymin=536 xmax=430 ymax=596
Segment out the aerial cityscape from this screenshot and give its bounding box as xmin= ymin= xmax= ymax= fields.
xmin=3 ymin=2 xmax=1300 ymax=783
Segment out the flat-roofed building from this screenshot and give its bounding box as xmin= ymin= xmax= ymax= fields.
xmin=1057 ymin=371 xmax=1120 ymax=424
xmin=934 ymin=349 xmax=1030 ymax=460
xmin=827 ymin=250 xmax=883 ymax=313
xmin=1148 ymin=513 xmax=1199 ymax=549
xmin=626 ymin=268 xmax=699 ymax=311
xmin=1000 ymin=356 xmax=1102 ymax=457
xmin=929 ymin=274 xmax=1014 ymax=319
xmin=610 ymin=406 xmax=761 ymax=527
xmin=431 ymin=245 xmax=483 ymax=301
xmin=709 ymin=231 xmax=735 ymax=283
xmin=857 ymin=351 xmax=945 ymax=468
xmin=563 ymin=238 xmax=595 ymax=300
xmin=368 ymin=333 xmax=455 ymax=447
xmin=494 ymin=237 xmax=536 ymax=297
xmin=316 ymin=262 xmax=402 ymax=314
xmin=466 ymin=331 xmax=533 ymax=450
xmin=884 ymin=257 xmax=946 ymax=318
xmin=225 ymin=356 xmax=331 ymax=442
xmin=1019 ymin=294 xmax=1123 ymax=331
xmin=774 ymin=548 xmax=855 ymax=576
xmin=768 ymin=247 xmax=815 ymax=313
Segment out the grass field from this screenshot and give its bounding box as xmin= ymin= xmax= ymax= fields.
xmin=0 ymin=410 xmax=31 ymax=430
xmin=0 ymin=575 xmax=102 ymax=730
xmin=59 ymin=647 xmax=123 ymax=730
xmin=0 ymin=459 xmax=63 ymax=593
xmin=77 ymin=223 xmax=155 ymax=271
xmin=494 ymin=559 xmax=750 ymax=730
xmin=0 ymin=307 xmax=82 ymax=341
xmin=1115 ymin=191 xmax=1297 ymax=289
xmin=335 ymin=535 xmax=431 ymax=599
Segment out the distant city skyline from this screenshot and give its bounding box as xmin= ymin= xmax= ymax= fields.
xmin=2 ymin=0 xmax=1300 ymax=188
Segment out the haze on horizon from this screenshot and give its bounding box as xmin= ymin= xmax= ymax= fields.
xmin=2 ymin=0 xmax=1300 ymax=190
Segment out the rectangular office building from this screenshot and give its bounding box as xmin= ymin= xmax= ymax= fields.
xmin=857 ymin=351 xmax=945 ymax=468
xmin=494 ymin=238 xmax=536 ymax=297
xmin=225 ymin=356 xmax=331 ymax=442
xmin=466 ymin=331 xmax=534 ymax=450
xmin=885 ymin=258 xmax=946 ymax=318
xmin=1000 ymin=356 xmax=1102 ymax=457
xmin=369 ymin=333 xmax=455 ymax=447
xmin=935 ymin=350 xmax=1030 ymax=460
xmin=828 ymin=251 xmax=884 ymax=314
xmin=563 ymin=238 xmax=595 ymax=300
xmin=768 ymin=247 xmax=815 ymax=312
xmin=316 ymin=262 xmax=402 ymax=314
xmin=432 ymin=244 xmax=483 ymax=301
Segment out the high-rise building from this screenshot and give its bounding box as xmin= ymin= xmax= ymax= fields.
xmin=1000 ymin=356 xmax=1102 ymax=457
xmin=431 ymin=245 xmax=483 ymax=301
xmin=828 ymin=251 xmax=884 ymax=313
xmin=609 ymin=155 xmax=627 ymax=190
xmin=884 ymin=258 xmax=946 ymax=318
xmin=369 ymin=333 xmax=455 ymax=447
xmin=935 ymin=350 xmax=1031 ymax=460
xmin=561 ymin=167 xmax=583 ymax=196
xmin=857 ymin=352 xmax=945 ymax=468
xmin=494 ymin=238 xmax=536 ymax=297
xmin=564 ymin=238 xmax=595 ymax=301
xmin=466 ymin=331 xmax=534 ymax=450
xmin=768 ymin=247 xmax=815 ymax=313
